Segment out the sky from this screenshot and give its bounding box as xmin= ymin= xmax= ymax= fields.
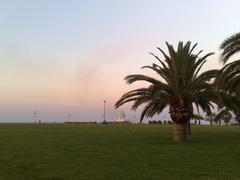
xmin=0 ymin=0 xmax=240 ymax=123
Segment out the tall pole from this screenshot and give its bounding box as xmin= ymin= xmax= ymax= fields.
xmin=33 ymin=110 xmax=37 ymax=123
xmin=103 ymin=100 xmax=106 ymax=123
xmin=67 ymin=113 xmax=71 ymax=122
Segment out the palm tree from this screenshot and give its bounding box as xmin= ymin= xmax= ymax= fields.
xmin=219 ymin=33 xmax=240 ymax=95
xmin=115 ymin=41 xmax=219 ymax=142
xmin=192 ymin=114 xmax=203 ymax=125
xmin=215 ymin=61 xmax=240 ymax=94
xmin=235 ymin=112 xmax=240 ymax=126
xmin=205 ymin=113 xmax=216 ymax=125
xmin=187 ymin=113 xmax=203 ymax=135
xmin=216 ymin=32 xmax=240 ymax=124
xmin=215 ymin=109 xmax=232 ymax=126
xmin=223 ymin=112 xmax=232 ymax=125
xmin=214 ymin=63 xmax=240 ymax=122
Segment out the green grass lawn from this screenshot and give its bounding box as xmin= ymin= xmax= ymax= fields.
xmin=0 ymin=124 xmax=240 ymax=180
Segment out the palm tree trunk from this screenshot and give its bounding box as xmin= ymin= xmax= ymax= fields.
xmin=186 ymin=120 xmax=191 ymax=135
xmin=173 ymin=123 xmax=186 ymax=143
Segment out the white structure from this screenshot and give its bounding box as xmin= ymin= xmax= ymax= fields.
xmin=114 ymin=110 xmax=128 ymax=122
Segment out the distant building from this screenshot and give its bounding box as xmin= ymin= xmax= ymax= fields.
xmin=113 ymin=110 xmax=128 ymax=123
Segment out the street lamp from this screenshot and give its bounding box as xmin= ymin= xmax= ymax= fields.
xmin=67 ymin=113 xmax=71 ymax=122
xmin=33 ymin=110 xmax=37 ymax=123
xmin=103 ymin=100 xmax=106 ymax=123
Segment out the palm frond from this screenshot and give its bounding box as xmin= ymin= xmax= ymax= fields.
xmin=116 ymin=41 xmax=221 ymax=123
xmin=220 ymin=32 xmax=240 ymax=64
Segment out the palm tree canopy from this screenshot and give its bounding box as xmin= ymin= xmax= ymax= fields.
xmin=216 ymin=32 xmax=240 ymax=114
xmin=115 ymin=41 xmax=220 ymax=123
xmin=214 ymin=62 xmax=240 ymax=114
xmin=220 ymin=32 xmax=240 ymax=64
xmin=215 ymin=60 xmax=240 ymax=92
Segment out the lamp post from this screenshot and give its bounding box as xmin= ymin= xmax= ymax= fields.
xmin=67 ymin=113 xmax=71 ymax=122
xmin=103 ymin=100 xmax=106 ymax=123
xmin=33 ymin=110 xmax=37 ymax=123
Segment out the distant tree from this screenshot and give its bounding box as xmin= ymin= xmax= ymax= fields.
xmin=235 ymin=112 xmax=240 ymax=126
xmin=215 ymin=109 xmax=232 ymax=126
xmin=205 ymin=113 xmax=216 ymax=126
xmin=224 ymin=114 xmax=232 ymax=125
xmin=191 ymin=114 xmax=203 ymax=125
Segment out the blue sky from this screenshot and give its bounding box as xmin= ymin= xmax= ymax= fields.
xmin=0 ymin=0 xmax=240 ymax=122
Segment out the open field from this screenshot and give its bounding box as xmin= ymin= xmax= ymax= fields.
xmin=0 ymin=124 xmax=240 ymax=180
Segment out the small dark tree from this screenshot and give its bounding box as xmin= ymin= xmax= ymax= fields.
xmin=205 ymin=113 xmax=216 ymax=126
